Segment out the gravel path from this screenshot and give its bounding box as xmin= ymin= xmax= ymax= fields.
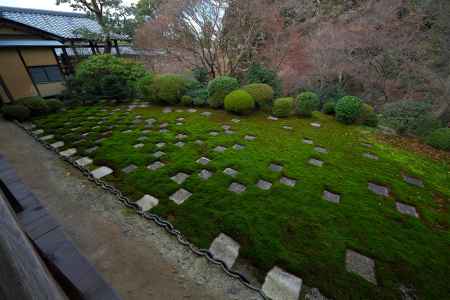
xmin=0 ymin=119 xmax=262 ymax=300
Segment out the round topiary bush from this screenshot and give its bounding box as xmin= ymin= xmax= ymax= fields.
xmin=207 ymin=76 xmax=239 ymax=108
xmin=426 ymin=128 xmax=450 ymax=151
xmin=17 ymin=96 xmax=49 ymax=116
xmin=1 ymin=104 xmax=31 ymax=121
xmin=296 ymin=91 xmax=320 ymax=117
xmin=242 ymin=83 xmax=274 ymax=110
xmin=137 ymin=74 xmax=155 ymax=100
xmin=46 ymin=99 xmax=64 ymax=113
xmin=335 ymin=96 xmax=363 ymax=124
xmin=322 ymin=101 xmax=336 ymax=115
xmin=152 ymin=74 xmax=188 ymax=104
xmin=224 ymin=90 xmax=255 ymax=115
xmin=181 ymin=95 xmax=193 ymax=106
xmin=272 ymin=97 xmax=294 ymax=118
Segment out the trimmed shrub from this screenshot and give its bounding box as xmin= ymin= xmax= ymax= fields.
xmin=46 ymin=99 xmax=64 ymax=113
xmin=187 ymin=88 xmax=208 ymax=106
xmin=380 ymin=100 xmax=439 ymax=136
xmin=152 ymin=74 xmax=188 ymax=104
xmin=1 ymin=104 xmax=31 ymax=121
xmin=364 ymin=112 xmax=379 ymax=127
xmin=71 ymin=54 xmax=147 ymax=101
xmin=192 ymin=67 xmax=209 ymax=85
xmin=323 ymin=101 xmax=336 ymax=115
xmin=242 ymin=83 xmax=274 ymax=110
xmin=181 ymin=95 xmax=193 ymax=106
xmin=426 ymin=128 xmax=450 ymax=151
xmin=335 ymin=96 xmax=363 ymax=124
xmin=272 ymin=97 xmax=294 ymax=118
xmin=224 ymin=90 xmax=255 ymax=115
xmin=207 ymin=76 xmax=239 ymax=108
xmin=245 ymin=64 xmax=283 ymax=96
xmin=137 ymin=74 xmax=155 ymax=100
xmin=17 ymin=96 xmax=49 ymax=116
xmin=296 ymin=91 xmax=320 ymax=117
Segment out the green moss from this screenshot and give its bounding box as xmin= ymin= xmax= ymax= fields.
xmin=33 ymin=104 xmax=450 ymax=299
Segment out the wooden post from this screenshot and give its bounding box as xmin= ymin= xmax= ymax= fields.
xmin=0 ymin=194 xmax=66 ymax=300
xmin=114 ymin=40 xmax=120 ymax=56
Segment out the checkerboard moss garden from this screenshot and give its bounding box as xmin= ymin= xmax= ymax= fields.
xmin=28 ymin=102 xmax=449 ymax=299
xmin=15 ymin=55 xmax=450 ymax=300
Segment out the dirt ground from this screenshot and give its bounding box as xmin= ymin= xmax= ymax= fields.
xmin=0 ymin=119 xmax=262 ymax=300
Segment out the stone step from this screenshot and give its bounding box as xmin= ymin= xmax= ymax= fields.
xmin=209 ymin=233 xmax=240 ymax=269
xmin=262 ymin=266 xmax=303 ymax=300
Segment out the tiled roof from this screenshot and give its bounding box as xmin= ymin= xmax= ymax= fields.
xmin=0 ymin=6 xmax=126 ymax=40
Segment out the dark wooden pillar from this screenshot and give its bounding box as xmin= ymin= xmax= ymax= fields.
xmin=114 ymin=40 xmax=120 ymax=56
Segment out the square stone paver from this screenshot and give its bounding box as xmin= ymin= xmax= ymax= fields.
xmin=160 ymin=122 xmax=169 ymax=128
xmin=363 ymin=153 xmax=379 ymax=160
xmin=59 ymin=148 xmax=77 ymax=157
xmin=310 ymin=122 xmax=321 ymax=128
xmin=177 ymin=117 xmax=185 ymax=122
xmin=403 ymin=175 xmax=424 ymax=188
xmin=85 ymin=146 xmax=98 ymax=154
xmin=32 ymin=129 xmax=44 ymax=135
xmin=303 ymin=138 xmax=314 ymax=145
xmin=222 ymin=125 xmax=231 ymax=130
xmin=396 ymin=202 xmax=419 ymax=218
xmin=123 ymin=129 xmax=133 ymax=134
xmin=233 ymin=144 xmax=245 ymax=150
xmin=362 ymin=142 xmax=373 ymax=148
xmin=201 ymin=111 xmax=212 ymax=117
xmin=223 ymin=168 xmax=238 ymax=177
xmin=199 ymin=169 xmax=213 ymax=180
xmin=156 ymin=142 xmax=166 ymax=148
xmin=176 ymin=133 xmax=188 ymax=139
xmin=268 ymin=116 xmax=279 ymax=121
xmin=308 ymin=158 xmax=324 ymax=167
xmin=187 ymin=108 xmax=197 ymax=113
xmin=122 ymin=164 xmax=138 ymax=174
xmin=257 ymin=180 xmax=272 ymax=190
xmin=146 ymin=118 xmax=157 ymax=124
xmin=147 ymin=161 xmax=165 ymax=171
xmin=195 ymin=140 xmax=204 ymax=145
xmin=262 ymin=266 xmax=303 ymax=300
xmin=134 ymin=143 xmax=145 ymax=149
xmin=282 ymin=125 xmax=293 ymax=130
xmin=196 ymin=157 xmax=210 ymax=165
xmin=50 ymin=141 xmax=64 ymax=149
xmin=175 ymin=141 xmax=185 ymax=148
xmin=40 ymin=134 xmax=54 ymax=141
xmin=214 ymin=146 xmax=227 ymax=153
xmin=169 ymin=188 xmax=192 ymax=205
xmin=280 ymin=177 xmax=296 ymax=187
xmin=244 ymin=135 xmax=256 ymax=141
xmin=368 ymin=182 xmax=389 ymax=197
xmin=269 ymin=163 xmax=283 ymax=172
xmin=231 ymin=118 xmax=240 ymax=123
xmin=137 ymin=136 xmax=149 ymax=141
xmin=95 ymin=138 xmax=107 ymax=144
xmin=163 ymin=107 xmax=172 ymax=113
xmin=171 ymin=172 xmax=190 ymax=184
xmin=75 ymin=157 xmax=93 ymax=167
xmin=209 ymin=131 xmax=219 ymax=136
xmin=346 ymin=249 xmax=377 ymax=285
xmin=209 ymin=233 xmax=240 ymax=268
xmin=91 ymin=166 xmax=113 ymax=179
xmin=159 ymin=129 xmax=169 ymax=133
xmin=323 ymin=190 xmax=340 ymax=204
xmin=314 ymin=147 xmax=328 ymax=154
xmin=153 ymin=151 xmax=166 ymax=158
xmin=224 ymin=130 xmax=235 ymax=135
xmin=136 ymin=195 xmax=159 ymax=212
xmin=228 ymin=182 xmax=246 ymax=194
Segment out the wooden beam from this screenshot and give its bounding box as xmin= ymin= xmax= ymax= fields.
xmin=114 ymin=40 xmax=120 ymax=56
xmin=0 ymin=193 xmax=66 ymax=300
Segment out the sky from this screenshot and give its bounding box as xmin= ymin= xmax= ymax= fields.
xmin=0 ymin=0 xmax=137 ymax=12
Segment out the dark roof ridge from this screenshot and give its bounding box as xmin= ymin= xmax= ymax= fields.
xmin=0 ymin=5 xmax=88 ymax=18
